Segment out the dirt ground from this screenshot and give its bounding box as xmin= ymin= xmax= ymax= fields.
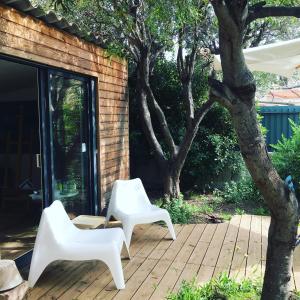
xmin=185 ymin=194 xmax=269 ymax=224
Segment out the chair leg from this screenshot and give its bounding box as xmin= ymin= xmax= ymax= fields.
xmin=104 ymin=213 xmax=112 ymax=227
xmin=105 ymin=252 xmax=125 ymax=289
xmin=28 ymin=255 xmax=53 ymax=287
xmin=122 ymin=221 xmax=135 ymax=247
xmin=164 ymin=214 xmax=176 ymax=240
xmin=123 ymin=240 xmax=131 ymax=259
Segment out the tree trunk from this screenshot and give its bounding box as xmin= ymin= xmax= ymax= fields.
xmin=229 ymin=100 xmax=299 ymax=300
xmin=163 ymin=168 xmax=180 ymax=199
xmin=262 ymin=214 xmax=298 ymax=300
xmin=210 ymin=4 xmax=300 ymax=298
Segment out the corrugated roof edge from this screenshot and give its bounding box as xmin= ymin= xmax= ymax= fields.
xmin=1 ymin=0 xmax=106 ymax=49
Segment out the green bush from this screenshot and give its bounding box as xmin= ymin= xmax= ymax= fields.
xmin=215 ymin=167 xmax=269 ymax=215
xmin=167 ymin=274 xmax=262 ymax=300
xmin=218 ymin=176 xmax=263 ymax=205
xmin=272 ymin=119 xmax=300 ymax=197
xmin=158 ymin=195 xmax=197 ymax=224
xmin=129 ymin=59 xmax=241 ymax=193
xmin=182 ymin=126 xmax=243 ymax=192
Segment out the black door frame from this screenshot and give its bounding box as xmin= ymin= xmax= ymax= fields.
xmin=44 ymin=69 xmax=99 ymax=214
xmin=0 ymin=53 xmax=99 ymax=266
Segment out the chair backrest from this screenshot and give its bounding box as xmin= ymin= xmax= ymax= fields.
xmin=37 ymin=200 xmax=75 ymax=243
xmin=109 ymin=178 xmax=151 ymax=214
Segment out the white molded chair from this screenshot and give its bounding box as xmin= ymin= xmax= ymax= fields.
xmin=105 ymin=178 xmax=176 ymax=246
xmin=28 ymin=200 xmax=129 ymax=289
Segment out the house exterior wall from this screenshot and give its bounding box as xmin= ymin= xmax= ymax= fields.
xmin=0 ymin=4 xmax=129 ymax=209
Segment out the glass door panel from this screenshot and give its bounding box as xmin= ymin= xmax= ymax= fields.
xmin=49 ymin=73 xmax=89 ymax=217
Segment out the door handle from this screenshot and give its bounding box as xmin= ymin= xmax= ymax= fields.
xmin=36 ymin=154 xmax=41 ymax=168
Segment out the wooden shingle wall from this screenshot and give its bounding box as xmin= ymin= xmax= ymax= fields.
xmin=0 ymin=5 xmax=129 ymax=209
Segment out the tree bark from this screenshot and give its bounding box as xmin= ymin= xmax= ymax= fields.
xmin=210 ymin=2 xmax=300 ymax=298
xmin=262 ymin=215 xmax=298 ymax=299
xmin=163 ymin=166 xmax=180 ymax=199
xmin=136 ymin=45 xmax=214 ymax=199
xmin=229 ymin=101 xmax=299 ymax=300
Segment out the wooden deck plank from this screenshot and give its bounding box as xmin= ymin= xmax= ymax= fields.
xmin=25 ymin=215 xmax=300 ymax=300
xmin=147 ymin=225 xmax=196 ymax=300
xmin=188 ymin=224 xmax=215 ymax=265
xmin=74 ymin=225 xmax=158 ymax=300
xmin=148 ymin=224 xmax=183 ymax=260
xmin=170 ymin=224 xmax=207 ymax=293
xmin=261 ymin=216 xmax=270 ymax=277
xmin=94 ymin=257 xmax=146 ymax=300
xmin=159 ymin=224 xmax=196 ymax=262
xmin=58 ymin=262 xmax=107 ymax=300
xmin=41 ymin=262 xmax=92 ymax=299
xmin=292 ymin=246 xmax=300 ymax=291
xmin=213 ymin=215 xmax=241 ymax=277
xmin=173 ymin=224 xmax=206 ymax=265
xmin=172 ymin=263 xmax=200 ymax=293
xmin=229 ymin=214 xmax=252 ymax=280
xmin=197 ymin=265 xmax=215 ymax=285
xmin=111 ymin=258 xmax=158 ymax=300
xmin=246 ymin=215 xmax=262 ymax=278
xmin=148 ymin=261 xmax=185 ymax=300
xmin=26 ymin=261 xmax=83 ymax=299
xmin=130 ymin=225 xmax=186 ymax=300
xmin=201 ymin=222 xmax=229 ymax=269
xmin=131 ymin=259 xmax=171 ymax=300
xmin=94 ymin=225 xmax=185 ymax=300
xmin=135 ymin=226 xmax=173 ymax=259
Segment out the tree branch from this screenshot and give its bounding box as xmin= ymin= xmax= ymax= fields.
xmin=177 ymin=28 xmax=184 ymax=77
xmin=211 ymin=0 xmax=242 ymax=33
xmin=174 ymin=97 xmax=215 ymax=174
xmin=138 ymin=86 xmax=167 ymax=166
xmin=248 ymin=6 xmax=300 ymax=24
xmin=144 ymin=83 xmax=177 ymax=156
xmin=209 ymin=78 xmax=238 ymax=109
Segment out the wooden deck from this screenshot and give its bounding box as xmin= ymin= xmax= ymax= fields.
xmin=24 ymin=215 xmax=300 ymax=299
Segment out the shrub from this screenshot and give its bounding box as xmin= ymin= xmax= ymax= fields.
xmin=158 ymin=195 xmax=197 ymax=224
xmin=182 ymin=128 xmax=243 ymax=192
xmin=216 ymin=175 xmax=264 ymax=206
xmin=129 ymin=58 xmax=242 ymax=194
xmin=167 ymin=274 xmax=262 ymax=300
xmin=271 ymin=119 xmax=300 ymax=197
xmin=215 ymin=167 xmax=270 ymax=216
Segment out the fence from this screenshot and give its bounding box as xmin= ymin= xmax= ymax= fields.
xmin=260 ymin=106 xmax=300 ymax=149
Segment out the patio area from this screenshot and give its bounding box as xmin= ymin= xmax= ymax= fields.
xmin=23 ymin=215 xmax=300 ymax=299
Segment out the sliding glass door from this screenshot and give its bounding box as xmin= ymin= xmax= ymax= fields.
xmin=40 ymin=70 xmax=98 ymax=217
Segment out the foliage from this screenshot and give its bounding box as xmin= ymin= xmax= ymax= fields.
xmin=157 ymin=195 xmax=197 ymax=224
xmin=256 ymin=103 xmax=268 ymax=138
xmin=130 ymin=59 xmax=242 ymax=192
xmin=215 ymin=118 xmax=300 ymax=216
xmin=254 ymin=71 xmax=287 ymax=100
xmin=272 ymin=119 xmax=300 ymax=197
xmin=182 ymin=128 xmax=242 ymax=191
xmin=219 ymin=175 xmax=263 ymax=205
xmin=215 ymin=166 xmax=269 ymax=216
xmin=167 ymin=274 xmax=262 ymax=300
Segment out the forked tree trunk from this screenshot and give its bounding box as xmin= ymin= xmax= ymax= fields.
xmin=163 ymin=168 xmax=180 ymax=199
xmin=136 ymin=49 xmax=214 ymax=201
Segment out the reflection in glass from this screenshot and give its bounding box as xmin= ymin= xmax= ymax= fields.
xmin=49 ymin=75 xmax=89 ymax=217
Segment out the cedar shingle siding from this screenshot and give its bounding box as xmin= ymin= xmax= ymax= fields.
xmin=0 ymin=4 xmax=129 ymax=209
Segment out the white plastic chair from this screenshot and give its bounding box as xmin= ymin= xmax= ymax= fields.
xmin=28 ymin=200 xmax=129 ymax=290
xmin=105 ymin=178 xmax=176 ymax=246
